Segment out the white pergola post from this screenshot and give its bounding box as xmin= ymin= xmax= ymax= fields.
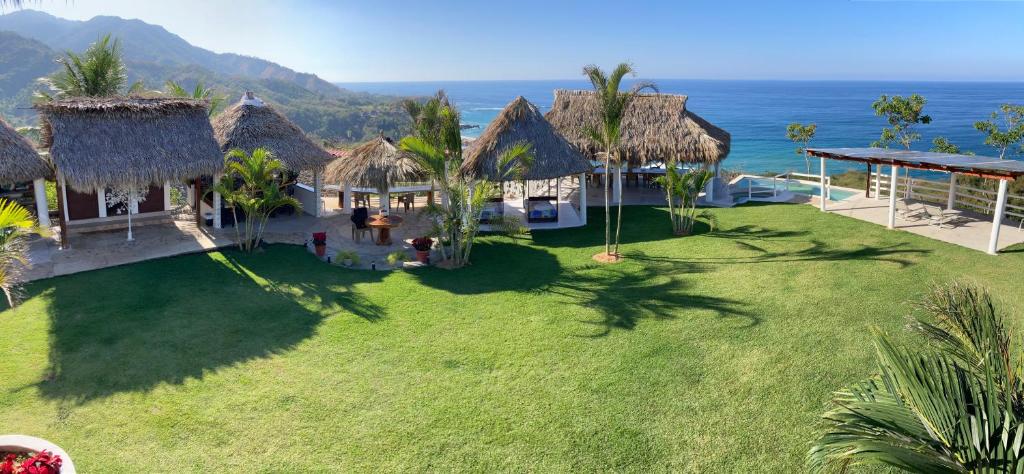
xmin=32 ymin=179 xmax=50 ymax=228
xmin=96 ymin=187 xmax=107 ymax=218
xmin=988 ymin=178 xmax=1009 ymax=255
xmin=612 ymin=164 xmax=622 ymax=204
xmin=381 ymin=189 xmax=390 ymax=213
xmin=578 ymin=173 xmax=587 ymax=224
xmin=59 ymin=176 xmax=69 ymax=223
xmin=163 ymin=181 xmax=171 ymax=211
xmin=874 ymin=165 xmax=882 ymax=200
xmin=212 ymin=172 xmax=222 ymax=229
xmin=819 ymin=157 xmax=827 ymax=212
xmin=313 ymin=169 xmax=323 ymax=218
xmin=947 ymin=173 xmax=957 ymax=210
xmin=342 ymin=182 xmax=353 ymax=213
xmin=887 ymin=165 xmax=900 ymax=229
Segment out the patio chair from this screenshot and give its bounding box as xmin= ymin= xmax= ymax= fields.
xmin=896 ymin=200 xmax=927 ymax=220
xmin=923 ymin=203 xmax=967 ymax=229
xmin=350 ymin=207 xmax=375 ymax=242
xmin=398 ymin=193 xmax=415 ymax=212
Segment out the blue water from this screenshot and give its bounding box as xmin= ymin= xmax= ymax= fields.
xmin=738 ymin=177 xmax=857 ymax=202
xmin=337 ymin=80 xmax=1024 ymax=176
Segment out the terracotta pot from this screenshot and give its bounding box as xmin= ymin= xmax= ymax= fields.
xmin=314 ymin=243 xmax=326 ymax=257
xmin=415 ymin=250 xmax=430 ymax=263
xmin=0 ymin=435 xmax=76 ymax=474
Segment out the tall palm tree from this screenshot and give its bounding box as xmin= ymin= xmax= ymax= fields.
xmin=583 ymin=63 xmax=655 ymax=260
xmin=0 ymin=199 xmax=41 ymax=308
xmin=809 ymin=281 xmax=1024 ymax=473
xmin=165 ymin=80 xmax=226 ymax=116
xmin=40 ymin=34 xmax=127 ymax=99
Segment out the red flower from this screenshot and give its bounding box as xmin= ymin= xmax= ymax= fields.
xmin=0 ymin=454 xmax=16 ymax=474
xmin=20 ymin=450 xmax=61 ymax=474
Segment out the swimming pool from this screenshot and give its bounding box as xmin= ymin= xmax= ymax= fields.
xmin=733 ymin=177 xmax=857 ymax=202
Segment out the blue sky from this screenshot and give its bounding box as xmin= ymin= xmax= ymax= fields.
xmin=13 ymin=0 xmax=1024 ymax=82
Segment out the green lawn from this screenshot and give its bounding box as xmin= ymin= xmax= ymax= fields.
xmin=2 ymin=203 xmax=1023 ymax=472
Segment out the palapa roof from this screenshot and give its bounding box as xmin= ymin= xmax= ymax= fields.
xmin=462 ymin=96 xmax=591 ymax=180
xmin=544 ymin=89 xmax=731 ymax=164
xmin=37 ymin=97 xmax=223 ymax=192
xmin=0 ymin=116 xmax=50 ymax=184
xmin=212 ymin=94 xmax=333 ymax=172
xmin=323 ymin=134 xmax=423 ymax=191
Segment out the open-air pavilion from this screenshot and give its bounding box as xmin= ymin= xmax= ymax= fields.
xmin=323 ymin=133 xmax=429 ymax=215
xmin=463 ymin=96 xmax=592 ymax=229
xmin=544 ymin=90 xmax=731 ymax=205
xmin=211 ymin=92 xmax=334 ymax=226
xmin=807 ymin=147 xmax=1024 ymax=254
xmin=0 ymin=116 xmax=51 ymax=228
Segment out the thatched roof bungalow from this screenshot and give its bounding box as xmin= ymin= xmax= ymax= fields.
xmin=544 ymin=90 xmax=730 ymax=165
xmin=462 ymin=96 xmax=590 ymax=181
xmin=36 ymin=97 xmax=223 ymax=241
xmin=38 ymin=97 xmax=222 ymax=192
xmin=212 ymin=93 xmax=333 ymax=172
xmin=324 ymin=134 xmax=422 ymax=191
xmin=0 ymin=117 xmax=49 ymax=184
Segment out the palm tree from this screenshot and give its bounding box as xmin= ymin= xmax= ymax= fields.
xmin=582 ymin=63 xmax=656 ymax=261
xmin=0 ymin=199 xmax=41 ymax=308
xmin=39 ymin=34 xmax=128 ymax=99
xmin=212 ymin=148 xmax=300 ymax=253
xmin=399 ymin=91 xmax=532 ymax=268
xmin=165 ymin=80 xmax=226 ymax=116
xmin=809 ymin=281 xmax=1024 ymax=473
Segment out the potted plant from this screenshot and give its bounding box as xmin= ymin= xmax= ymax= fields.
xmin=312 ymin=232 xmax=327 ymax=257
xmin=411 ymin=237 xmax=433 ymax=263
xmin=335 ymin=250 xmax=359 ymax=267
xmin=386 ymin=250 xmax=408 ymax=268
xmin=0 ymin=435 xmax=74 ymax=473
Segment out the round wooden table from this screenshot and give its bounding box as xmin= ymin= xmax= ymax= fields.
xmin=368 ymin=215 xmax=404 ymax=246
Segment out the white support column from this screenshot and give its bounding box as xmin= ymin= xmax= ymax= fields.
xmin=888 ymin=165 xmax=900 ymax=229
xmin=819 ymin=157 xmax=827 ymax=212
xmin=313 ymin=170 xmax=323 ymax=217
xmin=97 ymin=187 xmax=107 ymax=218
xmin=59 ymin=176 xmax=69 ymax=223
xmin=578 ymin=173 xmax=587 ymax=224
xmin=163 ymin=181 xmax=171 ymax=211
xmin=381 ymin=190 xmax=390 ymax=213
xmin=947 ymin=173 xmax=957 ymax=210
xmin=212 ymin=172 xmax=222 ymax=229
xmin=988 ymin=179 xmax=1009 ymax=255
xmin=342 ymin=182 xmax=353 ymax=213
xmin=874 ymin=165 xmax=882 ymax=200
xmin=32 ymin=179 xmax=50 ymax=228
xmin=612 ymin=164 xmax=622 ymax=204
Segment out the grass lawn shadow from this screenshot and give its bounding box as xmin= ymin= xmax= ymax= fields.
xmin=31 ymin=245 xmax=384 ymax=402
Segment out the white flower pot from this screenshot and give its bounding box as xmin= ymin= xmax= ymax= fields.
xmin=0 ymin=435 xmax=76 ymax=473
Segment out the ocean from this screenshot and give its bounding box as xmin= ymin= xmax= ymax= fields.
xmin=336 ymin=80 xmax=1024 ymax=176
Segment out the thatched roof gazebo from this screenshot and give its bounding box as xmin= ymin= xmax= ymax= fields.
xmin=36 ymin=97 xmax=223 ymax=245
xmin=0 ymin=117 xmax=49 ymax=184
xmin=323 ymin=134 xmax=426 ymax=214
xmin=212 ymin=93 xmax=333 ymax=172
xmin=544 ymin=90 xmax=730 ymax=164
xmin=463 ymin=96 xmax=592 ymax=228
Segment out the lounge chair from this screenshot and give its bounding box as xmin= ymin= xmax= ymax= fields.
xmin=350 ymin=207 xmax=375 ymax=242
xmin=896 ymin=200 xmax=927 ymax=220
xmin=923 ymin=204 xmax=967 ymax=229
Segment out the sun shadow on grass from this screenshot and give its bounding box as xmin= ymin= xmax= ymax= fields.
xmin=32 ymin=245 xmax=384 ymax=402
xmin=408 ymin=239 xmax=563 ymax=294
xmin=530 ymin=206 xmax=680 ymax=249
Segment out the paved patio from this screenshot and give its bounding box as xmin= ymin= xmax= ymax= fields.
xmin=817 ymin=193 xmax=1024 ymax=253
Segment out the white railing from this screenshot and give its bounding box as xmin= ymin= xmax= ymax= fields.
xmin=872 ymin=172 xmax=1024 ymax=227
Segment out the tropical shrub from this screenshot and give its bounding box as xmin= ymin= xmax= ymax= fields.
xmin=212 ymin=148 xmax=300 ymax=252
xmin=658 ymin=166 xmax=717 ymax=235
xmin=386 ymin=250 xmax=408 ymax=266
xmin=0 ymin=199 xmax=41 ymax=308
xmin=809 ymin=281 xmax=1024 ymax=473
xmin=335 ymin=250 xmax=359 ymax=266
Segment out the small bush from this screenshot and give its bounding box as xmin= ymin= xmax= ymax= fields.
xmin=335 ymin=250 xmax=360 ymax=266
xmin=386 ymin=250 xmax=408 ymax=266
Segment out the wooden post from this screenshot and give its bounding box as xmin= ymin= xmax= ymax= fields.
xmin=55 ymin=178 xmax=68 ymax=249
xmin=865 ymin=163 xmax=872 ymax=198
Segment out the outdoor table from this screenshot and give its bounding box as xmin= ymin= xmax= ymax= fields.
xmin=368 ymin=215 xmax=404 ymax=245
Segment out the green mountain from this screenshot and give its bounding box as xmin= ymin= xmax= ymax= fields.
xmin=0 ymin=10 xmax=411 ymax=143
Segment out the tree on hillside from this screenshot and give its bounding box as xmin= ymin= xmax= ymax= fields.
xmin=582 ymin=63 xmax=656 ymax=262
xmin=37 ymin=34 xmax=134 ymax=99
xmin=974 ymin=104 xmax=1024 ymax=160
xmin=809 ymin=281 xmax=1024 ymax=473
xmin=870 ymin=94 xmax=931 ymax=150
xmin=165 ymin=80 xmax=226 ymax=116
xmin=785 ymin=123 xmax=817 ymax=174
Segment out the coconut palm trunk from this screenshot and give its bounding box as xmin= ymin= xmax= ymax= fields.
xmin=603 ymin=152 xmax=611 ymax=256
xmin=613 ymin=158 xmax=624 ymax=255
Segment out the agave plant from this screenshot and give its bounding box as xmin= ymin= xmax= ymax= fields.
xmin=212 ymin=148 xmax=300 ymax=253
xmin=809 ymin=281 xmax=1024 ymax=473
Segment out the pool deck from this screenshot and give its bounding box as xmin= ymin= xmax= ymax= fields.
xmin=814 ymin=192 xmax=1024 ymax=253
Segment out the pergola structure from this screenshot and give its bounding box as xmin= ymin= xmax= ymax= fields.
xmin=807 ymin=147 xmax=1024 ymax=255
